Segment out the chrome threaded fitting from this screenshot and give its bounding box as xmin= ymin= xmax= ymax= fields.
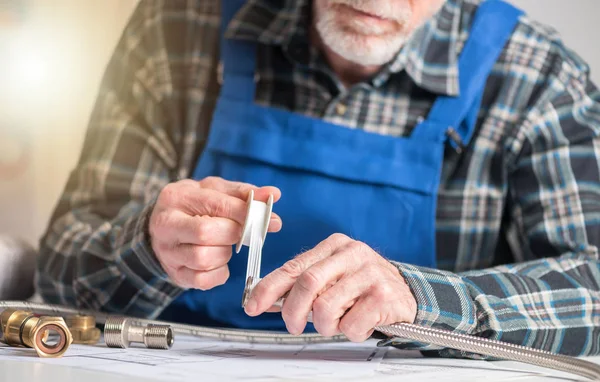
xmin=241 ymin=276 xmax=254 ymax=308
xmin=103 ymin=316 xmax=174 ymax=350
xmin=143 ymin=324 xmax=174 ymax=349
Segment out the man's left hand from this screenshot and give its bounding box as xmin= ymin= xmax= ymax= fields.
xmin=244 ymin=233 xmax=418 ymax=342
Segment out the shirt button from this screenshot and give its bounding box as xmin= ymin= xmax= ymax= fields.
xmin=335 ymin=103 xmax=347 ymax=115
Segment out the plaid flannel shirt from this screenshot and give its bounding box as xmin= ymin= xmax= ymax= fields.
xmin=36 ymin=0 xmax=600 ymax=358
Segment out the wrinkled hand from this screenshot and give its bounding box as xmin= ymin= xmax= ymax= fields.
xmin=149 ymin=177 xmax=281 ymax=290
xmin=244 ymin=233 xmax=417 ymax=342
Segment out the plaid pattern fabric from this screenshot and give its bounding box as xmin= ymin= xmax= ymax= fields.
xmin=36 ymin=0 xmax=600 ymax=358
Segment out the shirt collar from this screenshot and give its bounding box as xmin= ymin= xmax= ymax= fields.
xmin=225 ymin=0 xmax=463 ymax=96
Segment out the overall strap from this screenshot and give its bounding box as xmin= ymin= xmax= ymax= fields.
xmin=220 ymin=0 xmax=257 ymax=102
xmin=413 ymin=0 xmax=524 ymax=149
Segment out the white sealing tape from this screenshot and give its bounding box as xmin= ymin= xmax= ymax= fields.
xmin=238 ymin=190 xmax=274 ymax=307
xmin=236 ymin=189 xmax=274 ymax=254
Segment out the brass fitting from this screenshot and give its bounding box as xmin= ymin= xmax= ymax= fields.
xmin=65 ymin=315 xmax=101 ymax=345
xmin=0 ymin=309 xmax=73 ymax=358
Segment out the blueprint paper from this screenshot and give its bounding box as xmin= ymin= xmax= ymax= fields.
xmin=0 ymin=336 xmax=597 ymax=381
xmin=373 ymin=350 xmax=597 ymax=382
xmin=0 ymin=336 xmax=387 ymax=382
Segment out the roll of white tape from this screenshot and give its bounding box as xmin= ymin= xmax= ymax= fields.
xmin=236 ymin=189 xmax=274 ymax=254
xmin=237 ymin=190 xmax=274 ymax=306
xmin=238 ymin=197 xmax=267 ymax=248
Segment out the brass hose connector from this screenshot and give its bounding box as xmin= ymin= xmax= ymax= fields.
xmin=104 ymin=316 xmax=173 ymax=350
xmin=65 ymin=315 xmax=101 ymax=345
xmin=0 ymin=309 xmax=72 ymax=357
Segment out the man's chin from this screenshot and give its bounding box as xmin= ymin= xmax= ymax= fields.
xmin=327 ymin=42 xmax=401 ymax=66
xmin=317 ymin=23 xmax=407 ymax=66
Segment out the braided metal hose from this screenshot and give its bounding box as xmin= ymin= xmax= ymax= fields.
xmin=374 ymin=323 xmax=600 ymax=381
xmin=1 ymin=300 xmax=599 ymax=380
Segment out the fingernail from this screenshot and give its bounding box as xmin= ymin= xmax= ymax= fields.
xmin=270 ymin=217 xmax=282 ymax=230
xmin=245 ymin=297 xmax=258 ymax=315
xmin=287 ymin=323 xmax=303 ymax=336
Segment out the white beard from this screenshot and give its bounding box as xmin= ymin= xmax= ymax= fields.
xmin=315 ymin=0 xmax=413 ymax=66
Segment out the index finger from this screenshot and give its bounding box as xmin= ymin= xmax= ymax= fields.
xmin=244 ymin=234 xmax=352 ymax=316
xmin=173 ymin=187 xmax=281 ymax=228
xmin=199 ymin=177 xmax=282 ymax=203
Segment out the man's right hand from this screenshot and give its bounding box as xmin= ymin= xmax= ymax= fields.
xmin=149 ymin=177 xmax=282 ymax=290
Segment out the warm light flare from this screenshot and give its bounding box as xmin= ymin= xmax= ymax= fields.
xmin=6 ymin=36 xmax=53 ymax=95
xmin=1 ymin=22 xmax=84 ymax=124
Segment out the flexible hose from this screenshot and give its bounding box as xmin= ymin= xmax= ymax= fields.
xmin=1 ymin=300 xmax=599 ymax=380
xmin=374 ymin=323 xmax=600 ymax=381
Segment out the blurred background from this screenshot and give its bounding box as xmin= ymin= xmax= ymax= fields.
xmin=0 ymin=0 xmax=599 ymax=249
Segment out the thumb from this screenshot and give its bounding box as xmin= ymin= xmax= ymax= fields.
xmin=253 ymin=186 xmax=281 ymax=203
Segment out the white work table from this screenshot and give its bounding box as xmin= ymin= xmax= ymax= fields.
xmin=0 ymin=334 xmax=598 ymax=382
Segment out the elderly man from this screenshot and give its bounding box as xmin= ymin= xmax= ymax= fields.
xmin=37 ymin=0 xmax=600 ymax=358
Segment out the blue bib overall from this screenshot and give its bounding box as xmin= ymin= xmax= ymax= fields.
xmin=159 ymin=0 xmax=523 ymax=330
